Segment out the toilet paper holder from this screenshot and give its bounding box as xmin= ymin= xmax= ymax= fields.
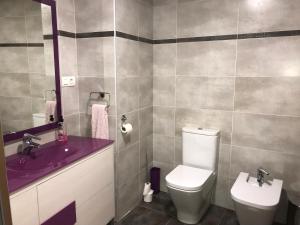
xmin=120 ymin=114 xmax=133 ymax=134
xmin=121 ymin=114 xmax=127 ymax=123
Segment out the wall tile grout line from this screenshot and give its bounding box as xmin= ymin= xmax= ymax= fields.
xmin=152 ymin=105 xmax=300 ymax=119
xmin=228 ymin=0 xmax=241 ymax=208
xmin=173 ymin=0 xmax=178 ymax=169
xmin=231 ymin=144 xmax=300 ymax=157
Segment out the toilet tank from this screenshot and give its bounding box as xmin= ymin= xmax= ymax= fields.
xmin=32 ymin=113 xmax=46 ymax=127
xmin=182 ymin=127 xmax=220 ymax=171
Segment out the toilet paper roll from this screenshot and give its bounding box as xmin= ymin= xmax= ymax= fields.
xmin=144 ymin=189 xmax=154 ymax=203
xmin=120 ymin=123 xmax=133 ymax=134
xmin=143 ymin=182 xmax=151 ymax=196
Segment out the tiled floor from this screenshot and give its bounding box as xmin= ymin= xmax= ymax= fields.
xmin=117 ymin=192 xmax=284 ymax=225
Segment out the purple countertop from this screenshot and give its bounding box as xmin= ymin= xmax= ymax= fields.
xmin=6 ymin=136 xmax=114 ymax=193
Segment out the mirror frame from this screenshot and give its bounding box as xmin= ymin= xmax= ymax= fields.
xmin=0 ymin=125 xmax=12 ymax=225
xmin=3 ymin=0 xmax=62 ymax=144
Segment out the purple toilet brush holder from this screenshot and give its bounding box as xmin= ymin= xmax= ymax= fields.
xmin=150 ymin=167 xmax=160 ymax=194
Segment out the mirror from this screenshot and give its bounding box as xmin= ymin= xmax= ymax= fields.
xmin=0 ymin=0 xmax=62 ymax=143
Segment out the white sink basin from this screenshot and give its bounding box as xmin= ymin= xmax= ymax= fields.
xmin=231 ymin=172 xmax=283 ymax=210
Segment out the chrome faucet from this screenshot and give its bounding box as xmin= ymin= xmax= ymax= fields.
xmin=18 ymin=133 xmax=41 ymax=156
xmin=257 ymin=167 xmax=270 ymax=187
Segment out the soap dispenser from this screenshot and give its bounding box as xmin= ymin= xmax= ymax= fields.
xmin=56 ymin=119 xmax=68 ymax=143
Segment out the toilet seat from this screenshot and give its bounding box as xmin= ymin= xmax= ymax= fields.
xmin=166 ymin=165 xmax=213 ymax=191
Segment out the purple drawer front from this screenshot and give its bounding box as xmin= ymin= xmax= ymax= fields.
xmin=41 ymin=202 xmax=76 ymax=225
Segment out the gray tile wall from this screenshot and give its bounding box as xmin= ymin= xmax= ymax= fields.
xmin=56 ymin=0 xmax=80 ymax=135
xmin=153 ymin=1 xmax=300 ymax=223
xmin=115 ymin=0 xmax=153 ymax=220
xmin=73 ymin=0 xmax=153 ymax=220
xmin=74 ymin=0 xmax=115 ymax=139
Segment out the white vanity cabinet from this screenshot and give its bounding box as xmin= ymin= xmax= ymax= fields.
xmin=10 ymin=188 xmax=39 ymax=225
xmin=9 ymin=145 xmax=115 ymax=225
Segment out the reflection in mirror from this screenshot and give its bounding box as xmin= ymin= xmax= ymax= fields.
xmin=0 ymin=0 xmax=57 ymax=135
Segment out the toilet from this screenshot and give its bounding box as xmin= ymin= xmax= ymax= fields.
xmin=165 ymin=127 xmax=220 ymax=224
xmin=32 ymin=113 xmax=46 ymax=127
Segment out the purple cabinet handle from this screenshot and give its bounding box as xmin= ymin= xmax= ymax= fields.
xmin=41 ymin=202 xmax=76 ymax=225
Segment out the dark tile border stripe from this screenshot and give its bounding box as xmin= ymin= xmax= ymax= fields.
xmin=43 ymin=34 xmax=54 ymax=40
xmin=115 ymin=31 xmax=153 ymax=44
xmin=5 ymin=29 xmax=300 ymax=48
xmin=45 ymin=30 xmax=115 ymax=39
xmin=116 ymin=31 xmax=139 ymax=42
xmin=154 ymin=30 xmax=300 ymax=44
xmin=58 ymin=30 xmax=76 ymax=38
xmin=54 ymin=30 xmax=153 ymax=44
xmin=27 ymin=43 xmax=44 ymax=47
xmin=116 ymin=29 xmax=300 ymax=44
xmin=153 ymin=38 xmax=176 ymax=44
xmin=0 ymin=43 xmax=44 ymax=47
xmin=56 ymin=30 xmax=114 ymax=39
xmin=237 ymin=30 xmax=300 ymax=39
xmin=138 ymin=36 xmax=153 ymax=44
xmin=76 ymin=31 xmax=114 ymax=38
xmin=154 ymin=35 xmax=238 ymax=44
xmin=178 ymin=34 xmax=238 ymax=43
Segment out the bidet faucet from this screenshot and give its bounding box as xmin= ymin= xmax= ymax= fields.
xmin=257 ymin=167 xmax=270 ymax=187
xmin=18 ymin=133 xmax=41 ymax=156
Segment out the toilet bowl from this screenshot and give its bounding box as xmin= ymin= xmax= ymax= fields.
xmin=231 ymin=172 xmax=283 ymax=225
xmin=166 ymin=165 xmax=216 ymax=224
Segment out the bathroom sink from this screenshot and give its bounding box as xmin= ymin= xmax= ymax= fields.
xmin=6 ymin=144 xmax=78 ymax=172
xmin=5 ymin=136 xmax=114 ymax=193
xmin=231 ymin=172 xmax=283 ymax=210
xmin=7 ymin=158 xmax=49 ymax=171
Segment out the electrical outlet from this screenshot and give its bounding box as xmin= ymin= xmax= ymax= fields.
xmin=62 ymin=76 xmax=76 ymax=87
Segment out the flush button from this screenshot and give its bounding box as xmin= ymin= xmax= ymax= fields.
xmin=198 ymin=128 xmax=203 ymax=130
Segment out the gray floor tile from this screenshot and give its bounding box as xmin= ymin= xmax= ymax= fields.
xmin=200 ymin=205 xmax=227 ymax=225
xmin=140 ymin=192 xmax=177 ymax=218
xmin=118 ymin=206 xmax=170 ymax=225
xmin=166 ymin=218 xmax=188 ymax=225
xmin=117 ymin=192 xmax=286 ymax=225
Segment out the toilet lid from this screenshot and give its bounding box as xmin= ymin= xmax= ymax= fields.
xmin=165 ymin=165 xmax=213 ymax=191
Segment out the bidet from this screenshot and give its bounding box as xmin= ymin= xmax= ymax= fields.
xmin=231 ymin=172 xmax=283 ymax=225
xmin=257 ymin=167 xmax=270 ymax=187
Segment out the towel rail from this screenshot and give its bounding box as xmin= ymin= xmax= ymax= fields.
xmin=88 ymin=91 xmax=110 ymax=109
xmin=44 ymin=89 xmax=56 ymax=101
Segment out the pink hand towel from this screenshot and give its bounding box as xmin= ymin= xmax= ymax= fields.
xmin=91 ymin=104 xmax=109 ymax=139
xmin=45 ymin=101 xmax=57 ymax=123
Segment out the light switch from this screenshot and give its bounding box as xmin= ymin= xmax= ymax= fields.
xmin=62 ymin=76 xmax=76 ymax=87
